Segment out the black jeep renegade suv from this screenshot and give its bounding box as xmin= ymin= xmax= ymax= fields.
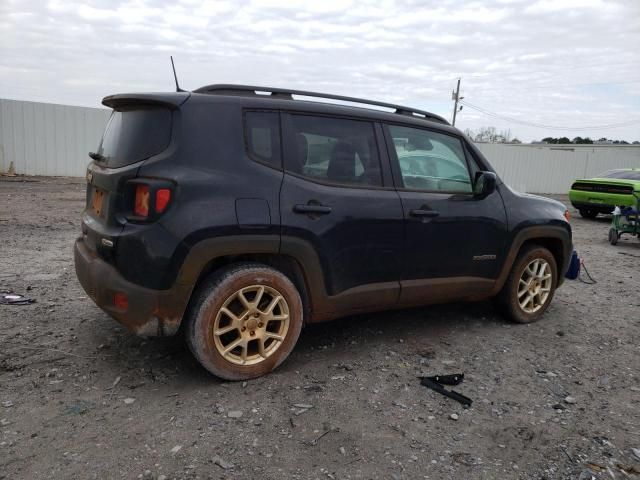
xmin=74 ymin=85 xmax=572 ymax=380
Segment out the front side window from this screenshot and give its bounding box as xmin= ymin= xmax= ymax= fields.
xmin=388 ymin=125 xmax=472 ymax=193
xmin=286 ymin=115 xmax=382 ymax=187
xmin=244 ymin=111 xmax=281 ymax=168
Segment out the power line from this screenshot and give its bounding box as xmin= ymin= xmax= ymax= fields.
xmin=459 ymin=100 xmax=640 ymax=131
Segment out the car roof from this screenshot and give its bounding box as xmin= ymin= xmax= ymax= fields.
xmin=192 ymin=87 xmax=460 ymax=135
xmin=102 ymin=86 xmax=461 ymax=136
xmin=194 ymin=84 xmax=448 ymax=123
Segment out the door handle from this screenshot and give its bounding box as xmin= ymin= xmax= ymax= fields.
xmin=293 ymin=204 xmax=332 ymax=215
xmin=409 ymin=209 xmax=439 ymax=218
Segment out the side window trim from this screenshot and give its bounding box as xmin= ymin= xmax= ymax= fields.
xmin=374 ymin=122 xmax=395 ymax=188
xmin=382 ymin=123 xmax=475 ymax=195
xmin=462 ymin=141 xmax=481 ymax=187
xmin=463 ymin=140 xmax=493 ymax=175
xmin=243 ymin=109 xmax=283 ymax=171
xmin=281 ymin=112 xmax=391 ymax=190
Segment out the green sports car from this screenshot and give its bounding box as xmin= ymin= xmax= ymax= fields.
xmin=569 ymin=168 xmax=640 ymax=218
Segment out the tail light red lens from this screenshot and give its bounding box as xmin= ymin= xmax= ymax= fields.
xmin=155 ymin=188 xmax=171 ymax=213
xmin=134 ymin=185 xmax=150 ymax=217
xmin=128 ymin=180 xmax=173 ymax=221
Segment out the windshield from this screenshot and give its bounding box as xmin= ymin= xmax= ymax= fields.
xmin=96 ymin=107 xmax=172 ymax=168
xmin=597 ymin=169 xmax=640 ymax=180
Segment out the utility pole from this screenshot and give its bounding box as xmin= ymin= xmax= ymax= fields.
xmin=451 ymin=78 xmax=463 ymax=126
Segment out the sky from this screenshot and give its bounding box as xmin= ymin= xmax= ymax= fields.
xmin=1 ymin=0 xmax=639 ymax=142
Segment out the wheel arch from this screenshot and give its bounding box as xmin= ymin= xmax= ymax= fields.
xmin=175 ymin=235 xmax=327 ymax=325
xmin=493 ymin=225 xmax=572 ymax=295
xmin=193 ymin=253 xmax=311 ymax=318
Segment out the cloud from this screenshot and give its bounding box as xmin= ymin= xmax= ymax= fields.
xmin=0 ymin=0 xmax=639 ymax=141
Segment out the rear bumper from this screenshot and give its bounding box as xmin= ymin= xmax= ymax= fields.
xmin=74 ymin=237 xmax=193 ymax=336
xmin=569 ymin=190 xmax=635 ymax=213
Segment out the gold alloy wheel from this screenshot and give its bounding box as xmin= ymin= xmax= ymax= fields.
xmin=212 ymin=285 xmax=290 ymax=366
xmin=517 ymin=258 xmax=553 ymax=314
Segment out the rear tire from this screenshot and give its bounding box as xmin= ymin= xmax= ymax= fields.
xmin=579 ymin=209 xmax=598 ymax=219
xmin=185 ymin=263 xmax=303 ymax=380
xmin=495 ymin=245 xmax=558 ymax=324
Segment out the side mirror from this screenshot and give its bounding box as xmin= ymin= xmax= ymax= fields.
xmin=474 ymin=171 xmax=497 ymax=197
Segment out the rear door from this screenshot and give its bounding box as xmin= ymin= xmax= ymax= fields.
xmin=383 ymin=124 xmax=508 ymax=304
xmin=279 ymin=113 xmax=404 ymax=312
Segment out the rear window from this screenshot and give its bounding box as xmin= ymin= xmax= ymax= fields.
xmin=598 ymin=169 xmax=640 ymax=180
xmin=244 ymin=111 xmax=281 ymax=169
xmin=96 ymin=107 xmax=172 ymax=168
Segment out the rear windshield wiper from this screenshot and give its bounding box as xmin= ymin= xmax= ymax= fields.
xmin=88 ymin=151 xmax=106 ymax=162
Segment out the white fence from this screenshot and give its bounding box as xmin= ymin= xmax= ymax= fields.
xmin=0 ymin=98 xmax=110 ymax=177
xmin=1 ymin=98 xmax=639 ymax=193
xmin=476 ymin=143 xmax=640 ymax=194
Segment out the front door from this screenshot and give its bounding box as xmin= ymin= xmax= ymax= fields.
xmin=383 ymin=124 xmax=508 ymax=305
xmin=280 ymin=113 xmax=404 ymax=315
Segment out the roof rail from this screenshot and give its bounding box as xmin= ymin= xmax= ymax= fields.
xmin=193 ymin=84 xmax=449 ymax=125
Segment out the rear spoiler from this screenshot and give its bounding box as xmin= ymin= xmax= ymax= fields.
xmin=102 ymin=92 xmax=191 ymax=110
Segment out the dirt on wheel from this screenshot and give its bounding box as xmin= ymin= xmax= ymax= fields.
xmin=1 ymin=176 xmax=639 ymax=479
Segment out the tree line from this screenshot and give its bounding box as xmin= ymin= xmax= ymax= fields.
xmin=538 ymin=137 xmax=639 ymax=145
xmin=463 ymin=127 xmax=521 ymax=144
xmin=464 ymin=127 xmax=639 ymax=145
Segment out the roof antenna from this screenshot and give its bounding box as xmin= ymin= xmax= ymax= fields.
xmin=170 ymin=56 xmax=185 ymax=92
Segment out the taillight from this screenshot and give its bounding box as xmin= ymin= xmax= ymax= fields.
xmin=564 ymin=209 xmax=571 ymax=222
xmin=128 ymin=179 xmax=174 ymax=221
xmin=134 ymin=185 xmax=150 ymax=217
xmin=155 ymin=188 xmax=171 ymax=213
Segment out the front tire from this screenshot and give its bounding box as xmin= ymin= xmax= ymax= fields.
xmin=496 ymin=245 xmax=558 ymax=324
xmin=608 ymin=228 xmax=619 ymax=245
xmin=186 ymin=263 xmax=303 ymax=380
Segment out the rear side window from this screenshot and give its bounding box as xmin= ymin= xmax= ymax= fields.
xmin=244 ymin=111 xmax=281 ymax=169
xmin=97 ymin=107 xmax=172 ymax=168
xmin=286 ymin=115 xmax=382 ymax=187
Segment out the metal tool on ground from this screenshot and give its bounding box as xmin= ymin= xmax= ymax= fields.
xmin=419 ymin=373 xmax=472 ymax=406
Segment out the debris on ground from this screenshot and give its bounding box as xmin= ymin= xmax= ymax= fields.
xmin=0 ymin=293 xmax=35 ymax=305
xmin=212 ymin=455 xmax=234 ymax=470
xmin=105 ymin=376 xmax=121 ymax=390
xmin=420 ymin=373 xmax=472 ymax=406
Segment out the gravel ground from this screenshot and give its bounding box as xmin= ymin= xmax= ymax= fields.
xmin=1 ymin=176 xmax=639 ymax=480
